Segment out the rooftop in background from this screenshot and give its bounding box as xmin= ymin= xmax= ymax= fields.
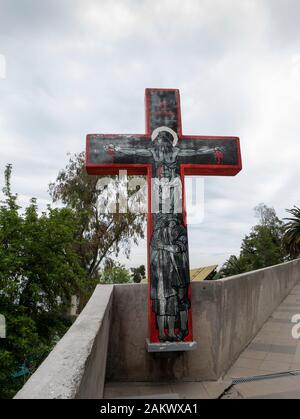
xmin=190 ymin=265 xmax=218 ymax=281
xmin=140 ymin=265 xmax=218 ymax=284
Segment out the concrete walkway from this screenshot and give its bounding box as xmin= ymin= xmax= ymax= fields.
xmin=105 ymin=283 xmax=300 ymax=399
xmin=104 ymin=380 xmax=231 ymax=399
xmin=223 ymin=282 xmax=300 ymax=398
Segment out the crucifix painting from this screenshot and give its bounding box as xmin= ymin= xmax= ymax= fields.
xmin=86 ymin=88 xmax=242 ymax=351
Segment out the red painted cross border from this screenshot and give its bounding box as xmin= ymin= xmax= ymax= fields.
xmin=86 ymin=88 xmax=242 ymax=350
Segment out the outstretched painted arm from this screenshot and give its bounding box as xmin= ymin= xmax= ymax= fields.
xmin=178 ymin=147 xmax=219 ymax=157
xmin=104 ymin=144 xmax=152 ymax=157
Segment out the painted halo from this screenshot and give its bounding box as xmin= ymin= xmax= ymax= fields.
xmin=151 ymin=126 xmax=178 ymax=147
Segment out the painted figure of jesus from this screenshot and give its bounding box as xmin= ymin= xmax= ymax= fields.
xmin=105 ymin=126 xmax=218 ymax=342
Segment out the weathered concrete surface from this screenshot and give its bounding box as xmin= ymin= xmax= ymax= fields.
xmin=15 ymin=285 xmax=113 ymax=399
xmin=14 ymin=259 xmax=300 ymax=398
xmin=224 ymin=282 xmax=300 ymax=379
xmin=104 ymin=380 xmax=232 ymax=399
xmin=106 ymin=259 xmax=300 ymax=382
xmin=216 ymin=260 xmax=300 ymax=377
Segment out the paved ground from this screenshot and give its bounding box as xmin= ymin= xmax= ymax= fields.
xmin=104 ymin=283 xmax=300 ymax=399
xmin=223 ymin=282 xmax=300 ymax=398
xmin=104 ymin=380 xmax=231 ymax=399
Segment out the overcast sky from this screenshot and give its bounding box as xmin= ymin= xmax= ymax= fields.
xmin=1 ymin=0 xmax=300 ymax=269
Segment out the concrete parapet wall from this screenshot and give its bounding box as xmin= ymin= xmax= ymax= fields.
xmin=15 ymin=259 xmax=300 ymax=398
xmin=106 ymin=259 xmax=300 ymax=382
xmin=15 ymin=285 xmax=113 ymax=399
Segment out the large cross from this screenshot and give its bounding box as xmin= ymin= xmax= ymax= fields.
xmin=86 ymin=88 xmax=242 ymax=351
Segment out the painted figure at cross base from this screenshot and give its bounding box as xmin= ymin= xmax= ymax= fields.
xmin=106 ymin=127 xmax=219 ymax=342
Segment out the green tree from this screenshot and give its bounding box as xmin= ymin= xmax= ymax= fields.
xmin=283 ymin=206 xmax=300 ymax=258
xmin=254 ymin=203 xmax=279 ymax=227
xmin=130 ymin=265 xmax=146 ymax=283
xmin=219 ymin=204 xmax=287 ymax=278
xmin=218 ymin=255 xmax=247 ymax=278
xmin=240 ymin=204 xmax=286 ymax=270
xmin=49 ymin=152 xmax=145 ymax=304
xmin=99 ymin=262 xmax=132 ymax=284
xmin=0 ymin=164 xmax=85 ymax=398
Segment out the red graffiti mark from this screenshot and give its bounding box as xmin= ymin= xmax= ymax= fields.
xmin=157 ymin=98 xmax=174 ymax=116
xmin=106 ymin=148 xmax=115 ymax=157
xmin=214 ymin=149 xmax=224 ymax=164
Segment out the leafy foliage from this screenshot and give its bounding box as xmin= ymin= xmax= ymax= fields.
xmin=100 ymin=262 xmax=132 ymax=284
xmin=219 ymin=204 xmax=288 ymax=278
xmin=0 ymin=164 xmax=85 ymax=398
xmin=130 ymin=265 xmax=146 ymax=283
xmin=283 ymin=206 xmax=300 ymax=258
xmin=218 ymin=255 xmax=247 ymax=278
xmin=49 ymin=152 xmax=145 ymax=303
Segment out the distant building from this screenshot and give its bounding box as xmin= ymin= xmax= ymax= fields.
xmin=141 ymin=265 xmax=218 ymax=283
xmin=190 ymin=265 xmax=218 ymax=281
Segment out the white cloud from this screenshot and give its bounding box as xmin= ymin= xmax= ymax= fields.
xmin=1 ymin=0 xmax=300 ymax=269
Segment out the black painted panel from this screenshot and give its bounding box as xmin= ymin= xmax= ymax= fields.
xmin=147 ymin=90 xmax=179 ymax=134
xmin=89 ymin=136 xmax=238 ymax=168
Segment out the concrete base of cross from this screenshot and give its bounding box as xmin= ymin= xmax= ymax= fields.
xmin=146 ymin=338 xmax=197 ymax=352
